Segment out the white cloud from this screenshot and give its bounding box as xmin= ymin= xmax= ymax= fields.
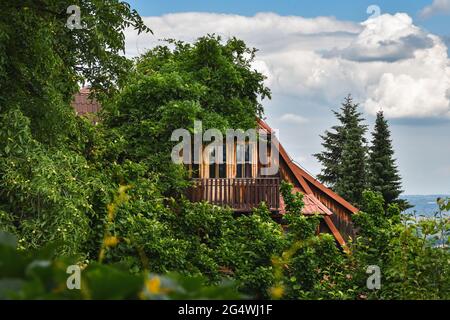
xmin=439 ymin=165 xmax=450 ymax=176
xmin=127 ymin=12 xmax=360 ymax=57
xmin=325 ymin=14 xmax=434 ymax=62
xmin=419 ymin=0 xmax=450 ymax=19
xmin=365 ymin=73 xmax=450 ymax=118
xmin=125 ymin=12 xmax=450 ymax=119
xmin=279 ymin=113 xmax=309 ymax=125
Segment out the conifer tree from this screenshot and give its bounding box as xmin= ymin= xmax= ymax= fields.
xmin=368 ymin=111 xmax=406 ymax=210
xmin=314 ymin=100 xmax=348 ymax=188
xmin=334 ymin=100 xmax=368 ymax=206
xmin=314 ymin=122 xmax=344 ymax=188
xmin=315 ymin=95 xmax=368 ymax=206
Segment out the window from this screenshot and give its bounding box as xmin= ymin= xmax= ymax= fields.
xmin=219 ymin=145 xmax=227 ymax=178
xmin=236 ymin=143 xmax=252 ymax=178
xmin=209 ymin=148 xmax=216 ymax=178
xmin=208 ymin=145 xmax=227 ymax=178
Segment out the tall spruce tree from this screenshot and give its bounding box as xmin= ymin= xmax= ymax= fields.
xmin=314 ymin=121 xmax=344 ymax=187
xmin=314 ymin=103 xmax=348 ymax=188
xmin=368 ymin=111 xmax=405 ymax=210
xmin=335 ymin=101 xmax=368 ymax=207
xmin=315 ymin=95 xmax=368 ymax=206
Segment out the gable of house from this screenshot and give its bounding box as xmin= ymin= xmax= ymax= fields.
xmin=72 ymin=89 xmax=357 ymax=248
xmin=257 ymin=119 xmax=357 ymax=247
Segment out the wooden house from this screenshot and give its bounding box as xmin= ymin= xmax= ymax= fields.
xmin=72 ymin=90 xmax=358 ymax=248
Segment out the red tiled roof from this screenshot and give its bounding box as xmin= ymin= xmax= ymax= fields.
xmin=279 ymin=188 xmax=332 ymax=216
xmin=71 ymin=88 xmax=101 ymax=115
xmin=290 ymin=163 xmax=359 ymax=213
xmin=303 ymin=193 xmax=333 ymax=215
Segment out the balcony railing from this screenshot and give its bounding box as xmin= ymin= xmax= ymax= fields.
xmin=188 ymin=178 xmax=280 ymax=212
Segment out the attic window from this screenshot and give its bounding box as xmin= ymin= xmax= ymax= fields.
xmin=209 ymin=145 xmax=227 ymax=178
xmin=236 ymin=143 xmax=252 ymax=178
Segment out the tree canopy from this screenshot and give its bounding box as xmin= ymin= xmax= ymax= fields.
xmin=0 ymin=0 xmax=150 ymax=143
xmin=0 ymin=2 xmax=448 ymax=300
xmin=103 ymin=36 xmax=271 ymax=195
xmin=368 ymin=111 xmax=406 ymax=210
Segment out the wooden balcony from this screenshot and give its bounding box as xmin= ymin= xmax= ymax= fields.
xmin=188 ymin=178 xmax=280 ymax=212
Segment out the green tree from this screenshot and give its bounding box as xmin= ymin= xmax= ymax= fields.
xmin=350 ymin=191 xmax=450 ymax=299
xmin=0 ymin=0 xmax=150 ymax=144
xmin=275 ymin=182 xmax=345 ymax=300
xmin=368 ymin=111 xmax=406 ymax=210
xmin=314 ymin=114 xmax=345 ymax=188
xmin=0 ymin=0 xmax=151 ymax=255
xmin=315 ymin=95 xmax=367 ymax=206
xmin=335 ymin=97 xmax=368 ymax=206
xmin=104 ymin=35 xmax=271 ymax=195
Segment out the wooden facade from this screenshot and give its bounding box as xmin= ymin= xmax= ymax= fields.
xmin=184 ymin=119 xmax=358 ymax=248
xmin=185 ymin=137 xmax=281 ymax=212
xmin=71 ymin=89 xmax=358 ymax=248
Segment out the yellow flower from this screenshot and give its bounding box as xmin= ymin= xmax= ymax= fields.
xmin=270 ymin=285 xmax=284 ymax=299
xmin=107 ymin=204 xmax=115 ymax=222
xmin=104 ymin=236 xmax=120 ymax=247
xmin=146 ymin=276 xmax=161 ymax=294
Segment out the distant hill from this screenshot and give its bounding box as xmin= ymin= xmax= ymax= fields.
xmin=401 ymin=195 xmax=450 ymax=216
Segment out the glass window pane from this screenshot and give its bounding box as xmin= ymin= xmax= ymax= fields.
xmin=236 ymin=144 xmax=244 ymax=163
xmin=245 ymin=163 xmax=252 ymax=178
xmin=237 ymin=164 xmax=243 ymax=178
xmin=222 ymin=144 xmax=226 ymax=162
xmin=209 ymin=163 xmax=216 ymax=178
xmin=218 ymin=144 xmax=227 ymax=178
xmin=245 ymin=144 xmax=250 ymax=162
xmin=219 ymin=164 xmax=226 ymax=178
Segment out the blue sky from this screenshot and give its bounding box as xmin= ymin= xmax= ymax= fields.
xmin=127 ymin=0 xmax=449 ymax=36
xmin=124 ymin=1 xmax=450 ymax=195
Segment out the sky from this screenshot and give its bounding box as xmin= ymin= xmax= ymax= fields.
xmin=123 ymin=0 xmax=450 ymax=195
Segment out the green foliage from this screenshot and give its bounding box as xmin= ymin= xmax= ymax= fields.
xmin=132 ymin=36 xmax=270 ymax=129
xmin=102 ymin=35 xmax=270 ymax=196
xmin=280 ymin=181 xmax=304 ymax=215
xmin=1 ymin=2 xmax=448 ymax=301
xmin=0 ymin=231 xmax=243 ymax=300
xmin=101 ymin=190 xmax=285 ymax=298
xmin=368 ymin=111 xmax=407 ymax=210
xmin=315 ymin=95 xmax=368 ymax=206
xmin=315 ymin=97 xmax=410 ymax=211
xmin=0 ymin=4 xmax=280 ymax=299
xmin=0 ymin=0 xmax=151 ymax=144
xmin=349 ymin=191 xmax=450 ymax=299
xmin=273 ymin=182 xmax=346 ymax=299
xmin=225 ymin=205 xmax=284 ymax=297
xmin=314 ymin=117 xmax=346 ymax=187
xmin=438 ymin=197 xmax=450 ymax=212
xmin=0 ymin=109 xmax=102 ymax=256
xmin=0 ymin=0 xmax=153 ymax=257
xmin=333 ymin=96 xmax=368 ymax=206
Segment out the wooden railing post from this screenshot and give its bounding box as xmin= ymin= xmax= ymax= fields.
xmin=188 ymin=177 xmax=280 ymax=212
